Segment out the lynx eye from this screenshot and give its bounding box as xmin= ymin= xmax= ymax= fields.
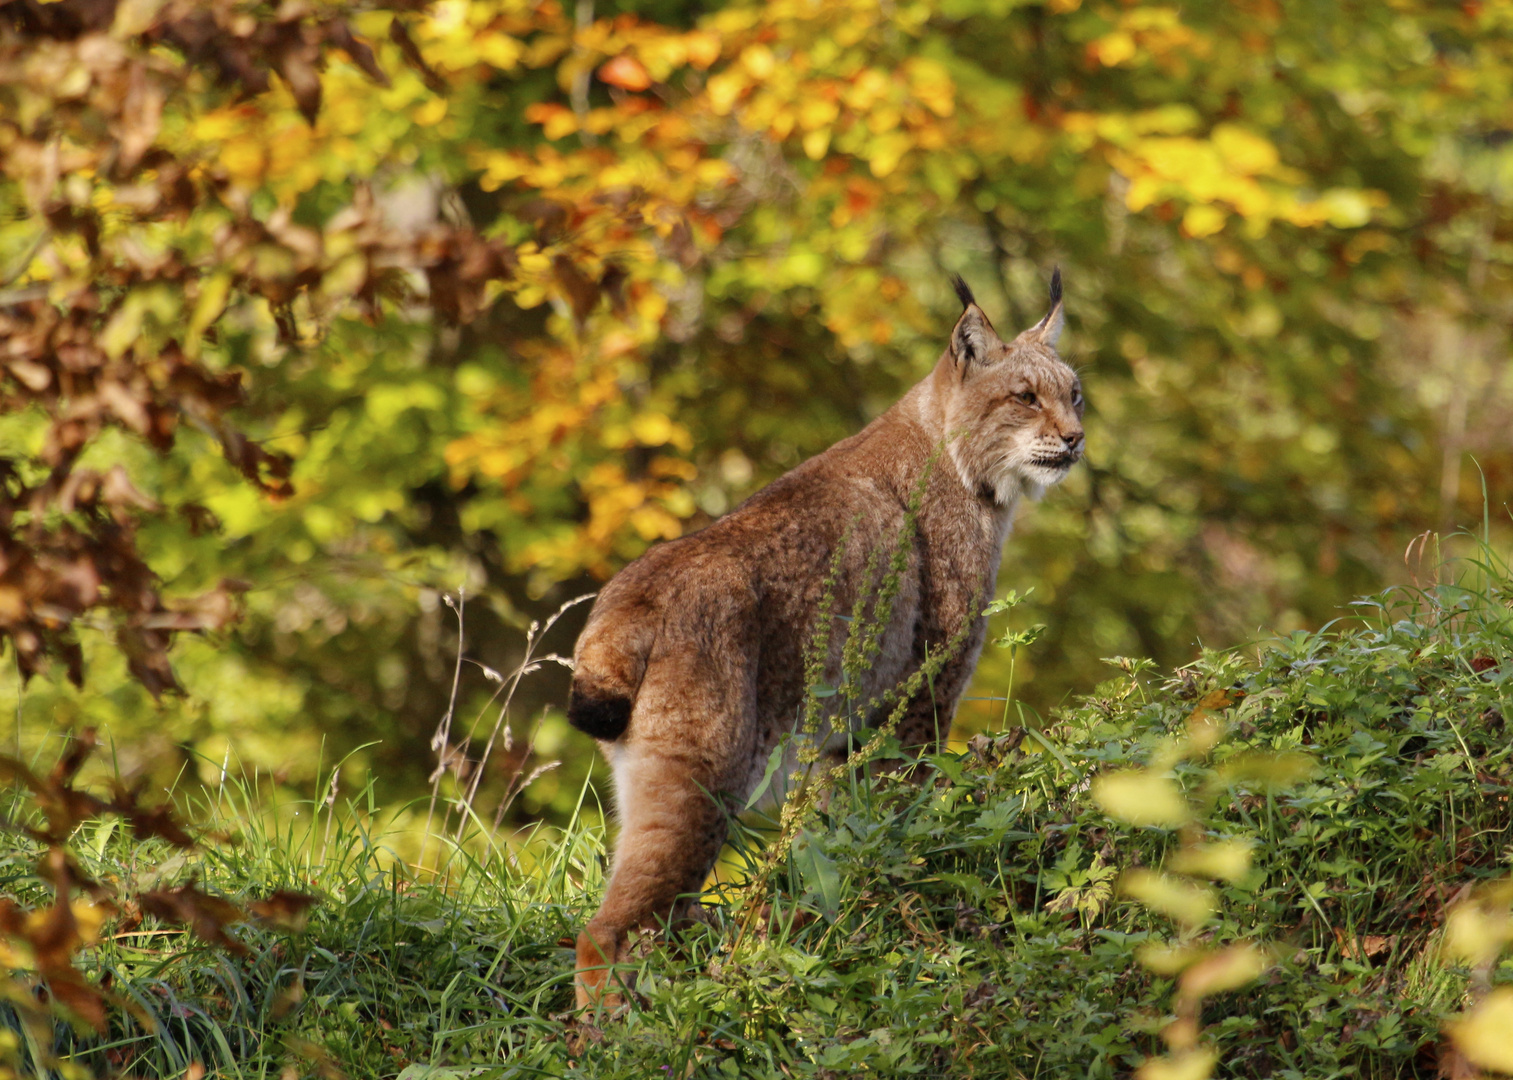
xmin=1017 ymin=391 xmax=1038 ymax=407
xmin=1071 ymin=386 xmax=1083 ymax=408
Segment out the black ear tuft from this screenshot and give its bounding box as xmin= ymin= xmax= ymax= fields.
xmin=951 ymin=274 xmax=976 ymax=311
xmin=1048 ymin=266 xmax=1062 ymax=309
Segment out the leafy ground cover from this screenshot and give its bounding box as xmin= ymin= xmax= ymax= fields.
xmin=3 ymin=547 xmax=1512 ymax=1079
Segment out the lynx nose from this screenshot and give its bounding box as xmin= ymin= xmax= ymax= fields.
xmin=1062 ymin=431 xmax=1084 ymax=456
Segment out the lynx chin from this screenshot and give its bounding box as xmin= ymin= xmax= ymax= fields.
xmin=567 ymin=272 xmax=1084 ymax=1009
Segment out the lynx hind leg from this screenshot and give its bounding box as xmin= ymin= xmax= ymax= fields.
xmin=574 ymin=741 xmax=737 ymax=1011
xmin=574 ymin=582 xmax=760 ymax=1012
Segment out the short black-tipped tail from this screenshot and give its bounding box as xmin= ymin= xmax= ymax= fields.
xmin=567 ymin=678 xmax=633 ymax=741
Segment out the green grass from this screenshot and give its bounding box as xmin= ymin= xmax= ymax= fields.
xmin=4 ymin=542 xmax=1513 ymax=1078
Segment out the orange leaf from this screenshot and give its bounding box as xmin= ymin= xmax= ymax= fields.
xmin=599 ymin=55 xmax=651 ymax=91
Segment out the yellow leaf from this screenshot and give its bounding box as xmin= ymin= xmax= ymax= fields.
xmin=1319 ymin=188 xmax=1374 ymax=228
xmin=1447 ymin=987 xmax=1513 ymax=1073
xmin=1125 ymin=174 xmax=1165 ymax=213
xmin=867 ymin=104 xmax=902 ymax=135
xmin=635 ymin=288 xmax=668 ymax=324
xmin=113 ymin=0 xmax=169 ymax=37
xmin=1442 ymin=896 xmax=1513 ymax=968
xmin=543 ymin=109 xmax=578 ymax=140
xmin=648 ymin=455 xmax=698 ymax=481
xmin=798 ymin=97 xmax=839 ymax=132
xmin=628 ymin=504 xmax=682 ymax=540
xmin=768 ymin=104 xmax=795 ymax=140
xmin=905 ymin=57 xmax=955 ymax=117
xmin=683 ymin=31 xmax=721 ymax=70
xmin=70 ymin=898 xmax=113 ymax=945
xmin=100 ymin=295 xmax=145 ymax=359
xmin=185 ymin=271 xmax=233 ymax=357
xmin=0 ymin=938 xmax=33 ymax=968
xmin=706 ymin=69 xmax=746 ymax=115
xmin=740 ymin=44 xmax=775 ymax=79
xmin=1136 ymin=941 xmax=1205 ymax=974
xmin=1216 ymin=750 xmax=1317 ymax=791
xmin=1132 ymin=105 xmax=1200 ymax=135
xmin=867 ymin=130 xmax=913 ymax=178
xmin=1179 ymin=943 xmax=1268 ymax=999
xmin=802 ymin=128 xmax=831 ymax=161
xmin=1136 ymin=1048 xmax=1218 ymax=1080
xmin=1093 ymin=31 xmax=1138 ymax=67
xmin=1092 ymin=770 xmax=1191 ymax=827
xmin=1211 ymin=124 xmax=1279 ymax=175
xmin=475 ymin=32 xmax=523 ymax=71
xmin=1167 ymin=840 xmax=1253 ymax=882
xmin=630 ymin=412 xmax=680 ymax=447
xmin=1120 ymin=870 xmax=1216 ymax=929
xmin=220 ymin=137 xmax=266 ymax=186
xmin=846 ymin=68 xmax=889 ymax=112
xmin=413 ymin=96 xmax=448 ymax=126
xmin=1182 ymin=204 xmax=1227 ymax=238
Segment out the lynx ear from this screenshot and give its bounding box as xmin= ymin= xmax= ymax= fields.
xmin=1026 ymin=266 xmax=1064 ymax=348
xmin=949 ymin=275 xmax=1001 ymax=369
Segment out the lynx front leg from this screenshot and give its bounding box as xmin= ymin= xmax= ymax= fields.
xmin=575 ymin=743 xmax=733 ymax=1010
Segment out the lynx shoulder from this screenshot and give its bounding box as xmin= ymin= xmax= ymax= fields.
xmin=570 ymin=272 xmax=1084 ymax=1009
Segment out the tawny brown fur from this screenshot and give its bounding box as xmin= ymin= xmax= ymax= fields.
xmin=568 ymin=274 xmax=1085 ymax=1009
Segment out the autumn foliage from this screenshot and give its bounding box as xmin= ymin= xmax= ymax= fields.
xmin=0 ymin=728 xmax=315 ymax=1050
xmin=0 ymin=0 xmax=1510 ymax=904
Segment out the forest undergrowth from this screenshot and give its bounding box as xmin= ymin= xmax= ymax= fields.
xmin=3 ymin=535 xmax=1512 ymax=1080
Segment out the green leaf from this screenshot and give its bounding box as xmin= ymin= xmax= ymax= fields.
xmin=793 ymin=828 xmax=842 ymax=918
xmin=746 ymin=737 xmax=790 ymax=809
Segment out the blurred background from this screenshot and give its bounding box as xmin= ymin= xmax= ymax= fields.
xmin=1 ymin=0 xmax=1509 ymax=832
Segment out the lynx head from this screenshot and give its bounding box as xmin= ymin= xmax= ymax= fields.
xmin=939 ymin=270 xmax=1084 ymax=506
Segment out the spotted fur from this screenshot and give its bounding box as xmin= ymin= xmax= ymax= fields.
xmin=570 ymin=273 xmax=1085 ymax=1009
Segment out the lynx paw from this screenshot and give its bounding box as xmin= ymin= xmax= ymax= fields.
xmin=574 ymin=926 xmax=632 ymax=1014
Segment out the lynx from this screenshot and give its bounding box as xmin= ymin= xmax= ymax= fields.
xmin=567 ymin=272 xmax=1084 ymax=1008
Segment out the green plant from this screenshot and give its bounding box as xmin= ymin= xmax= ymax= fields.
xmin=5 ymin=532 xmax=1511 ymax=1078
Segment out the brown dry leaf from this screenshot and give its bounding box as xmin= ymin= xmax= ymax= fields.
xmin=51 ymin=726 xmax=98 ymax=786
xmin=110 ymin=785 xmax=197 ymax=848
xmin=42 ymin=966 xmax=111 ymax=1032
xmin=286 ymin=1035 xmax=349 ymax=1080
xmin=0 ymin=732 xmax=109 ymax=842
xmin=325 ymin=20 xmax=389 ymax=87
xmin=4 ymin=849 xmax=119 ymax=1032
xmin=139 ymin=879 xmax=249 ymax=956
xmin=0 ymin=0 xmax=391 ymax=697
xmin=1334 ymin=930 xmax=1397 ymax=962
xmin=248 ymin=890 xmax=320 ymax=932
xmin=35 ymin=847 xmax=113 ymax=903
xmin=388 ymin=16 xmax=446 ymax=94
